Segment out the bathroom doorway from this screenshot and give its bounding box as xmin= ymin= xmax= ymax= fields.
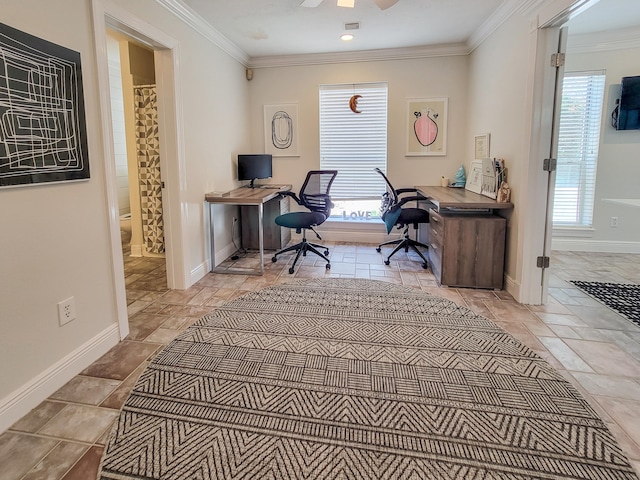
xmin=107 ymin=31 xmax=165 ymax=262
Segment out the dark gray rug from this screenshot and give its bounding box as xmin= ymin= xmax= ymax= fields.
xmin=571 ymin=281 xmax=640 ymax=327
xmin=99 ymin=279 xmax=638 ymax=479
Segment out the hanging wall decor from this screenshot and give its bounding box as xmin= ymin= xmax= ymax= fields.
xmin=264 ymin=104 xmax=299 ymax=157
xmin=0 ymin=22 xmax=90 ymax=188
xmin=406 ymin=98 xmax=448 ymax=156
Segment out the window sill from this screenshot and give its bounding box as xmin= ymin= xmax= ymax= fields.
xmin=552 ymin=226 xmax=595 ymax=238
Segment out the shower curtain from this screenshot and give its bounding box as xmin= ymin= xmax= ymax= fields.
xmin=134 ymin=85 xmax=164 ymax=255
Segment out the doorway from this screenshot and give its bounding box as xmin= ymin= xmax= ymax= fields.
xmin=106 ymin=31 xmax=166 ymax=262
xmin=93 ymin=0 xmax=188 ymax=339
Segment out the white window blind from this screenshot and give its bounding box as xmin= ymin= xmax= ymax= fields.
xmin=319 ymin=83 xmax=388 ymax=200
xmin=553 ymin=71 xmax=605 ymax=227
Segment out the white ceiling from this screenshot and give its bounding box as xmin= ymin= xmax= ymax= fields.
xmin=178 ymin=0 xmax=640 ymax=59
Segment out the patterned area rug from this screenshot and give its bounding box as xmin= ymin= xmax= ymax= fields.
xmin=99 ymin=279 xmax=638 ymax=479
xmin=571 ymin=281 xmax=640 ymax=327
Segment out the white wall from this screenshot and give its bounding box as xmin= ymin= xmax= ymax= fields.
xmin=0 ymin=0 xmax=250 ymax=431
xmin=249 ymin=57 xmax=469 ymax=202
xmin=555 ymin=43 xmax=640 ymax=251
xmin=467 ymin=9 xmax=543 ymax=299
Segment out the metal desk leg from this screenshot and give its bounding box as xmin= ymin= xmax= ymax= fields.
xmin=209 ymin=202 xmax=216 ymax=272
xmin=258 ymin=203 xmax=264 ymax=275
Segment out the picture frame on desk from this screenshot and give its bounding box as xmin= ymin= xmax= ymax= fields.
xmin=465 ymin=160 xmax=482 ymax=194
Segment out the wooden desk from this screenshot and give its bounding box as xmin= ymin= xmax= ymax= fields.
xmin=415 ymin=185 xmax=513 ymax=211
xmin=205 ymin=186 xmax=291 ymax=275
xmin=415 ymin=186 xmax=513 ymax=289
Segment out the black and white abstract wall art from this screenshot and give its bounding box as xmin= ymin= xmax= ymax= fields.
xmin=0 ymin=22 xmax=90 ymax=188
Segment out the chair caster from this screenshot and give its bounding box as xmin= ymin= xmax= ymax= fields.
xmin=288 ymin=267 xmax=295 ymax=274
xmin=324 ymin=249 xmax=329 ymax=256
xmin=272 ymin=257 xmax=277 ymax=263
xmin=384 ymin=260 xmax=390 ymax=265
xmin=326 ymin=263 xmax=331 ymax=270
xmin=376 ymin=247 xmax=381 ymax=253
xmin=422 ymin=262 xmax=428 ymax=269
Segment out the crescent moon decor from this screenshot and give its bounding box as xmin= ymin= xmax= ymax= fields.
xmin=349 ymin=94 xmax=362 ymax=114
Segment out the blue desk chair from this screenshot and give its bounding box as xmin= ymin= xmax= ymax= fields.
xmin=272 ymin=170 xmax=338 ymax=274
xmin=375 ymin=167 xmax=430 ymax=269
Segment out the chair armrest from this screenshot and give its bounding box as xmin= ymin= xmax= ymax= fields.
xmin=396 ymin=194 xmax=426 ymax=208
xmin=395 ymin=187 xmax=419 ymax=195
xmin=279 ymin=191 xmax=301 ymax=205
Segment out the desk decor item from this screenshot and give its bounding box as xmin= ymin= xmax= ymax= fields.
xmin=465 ymin=160 xmax=483 ymax=193
xmin=98 ymin=279 xmax=638 ymax=479
xmin=0 ymin=22 xmax=90 ymax=188
xmin=264 ymin=104 xmax=299 ymax=157
xmin=406 ymin=98 xmax=447 ymax=156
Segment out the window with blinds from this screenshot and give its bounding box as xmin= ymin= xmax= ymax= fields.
xmin=553 ymin=71 xmax=606 ymax=228
xmin=319 ymin=83 xmax=388 ymax=204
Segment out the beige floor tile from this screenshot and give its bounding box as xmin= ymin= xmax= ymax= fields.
xmin=564 ymin=339 xmax=640 ymax=377
xmin=0 ymin=433 xmax=58 ymax=480
xmin=9 ymin=401 xmax=66 ymax=434
xmin=538 ymin=337 xmax=594 ymax=372
xmin=570 ymin=372 xmax=640 ymax=400
xmin=49 ymin=376 xmax=121 ymax=405
xmin=38 ymin=405 xmax=118 ymax=443
xmin=80 ymin=341 xmax=158 ymax=381
xmin=60 ymin=445 xmax=103 ymax=480
xmin=21 ymin=441 xmax=88 ymax=480
xmin=593 ymin=396 xmax=640 ymax=447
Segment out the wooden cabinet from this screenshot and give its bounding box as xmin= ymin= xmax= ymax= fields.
xmin=428 ymin=209 xmax=506 ymax=289
xmin=241 ymin=195 xmax=290 ymax=250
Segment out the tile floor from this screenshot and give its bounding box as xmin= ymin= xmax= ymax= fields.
xmin=1 ymin=242 xmax=639 ymax=479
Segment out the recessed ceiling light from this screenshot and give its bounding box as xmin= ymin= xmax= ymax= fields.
xmin=341 ymin=33 xmax=354 ymax=41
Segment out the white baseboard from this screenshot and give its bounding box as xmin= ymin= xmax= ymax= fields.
xmin=190 ymin=261 xmax=208 ymax=285
xmin=552 ymin=238 xmax=640 ymax=254
xmin=504 ymin=273 xmax=521 ymax=303
xmin=0 ymin=324 xmax=120 ymax=434
xmin=129 ymin=244 xmax=143 ymax=257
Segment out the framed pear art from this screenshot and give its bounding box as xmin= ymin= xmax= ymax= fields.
xmin=406 ymin=98 xmax=448 ymax=156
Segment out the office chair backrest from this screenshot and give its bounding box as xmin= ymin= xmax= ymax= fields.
xmin=299 ymin=170 xmax=338 ymax=217
xmin=374 ymin=167 xmax=398 ymax=216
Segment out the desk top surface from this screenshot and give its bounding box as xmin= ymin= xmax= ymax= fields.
xmin=205 ymin=185 xmax=292 ymax=205
xmin=416 ymin=185 xmax=513 ymax=210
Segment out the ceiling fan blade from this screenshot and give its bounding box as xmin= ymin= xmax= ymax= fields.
xmin=337 ymin=0 xmax=355 ymax=7
xmin=373 ymin=0 xmax=399 ymax=10
xmin=300 ymin=0 xmax=324 ymax=7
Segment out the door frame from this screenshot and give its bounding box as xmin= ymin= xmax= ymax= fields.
xmin=519 ymin=0 xmax=598 ymax=305
xmin=92 ymin=0 xmax=189 ymax=338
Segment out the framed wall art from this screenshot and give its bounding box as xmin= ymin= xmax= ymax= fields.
xmin=0 ymin=22 xmax=90 ymax=188
xmin=474 ymin=133 xmax=490 ymax=159
xmin=406 ymin=98 xmax=448 ymax=156
xmin=264 ymin=104 xmax=299 ymax=157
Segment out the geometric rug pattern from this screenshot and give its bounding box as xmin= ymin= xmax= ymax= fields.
xmin=99 ymin=279 xmax=638 ymax=479
xmin=571 ymin=281 xmax=640 ymax=327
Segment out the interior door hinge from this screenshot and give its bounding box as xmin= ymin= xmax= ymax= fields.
xmin=537 ymin=256 xmax=550 ymax=268
xmin=543 ymin=158 xmax=557 ymax=172
xmin=550 ymin=53 xmax=565 ymax=68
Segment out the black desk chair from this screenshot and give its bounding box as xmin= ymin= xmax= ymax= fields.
xmin=375 ymin=167 xmax=430 ymax=269
xmin=272 ymin=170 xmax=338 ymax=274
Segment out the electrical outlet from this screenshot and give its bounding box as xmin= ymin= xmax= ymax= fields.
xmin=610 ymin=216 xmax=618 ymax=228
xmin=58 ymin=297 xmax=76 ymax=326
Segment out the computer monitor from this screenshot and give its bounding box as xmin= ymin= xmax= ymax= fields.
xmin=237 ymin=154 xmax=273 ymax=188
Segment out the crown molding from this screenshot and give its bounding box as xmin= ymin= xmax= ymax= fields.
xmin=155 ymin=0 xmax=250 ymax=65
xmin=567 ymin=27 xmax=640 ymax=54
xmin=247 ymin=43 xmax=469 ymax=69
xmin=468 ymin=0 xmax=545 ymax=52
xmin=157 ymin=0 xmax=542 ymax=69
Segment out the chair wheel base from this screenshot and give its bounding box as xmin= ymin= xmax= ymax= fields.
xmin=384 ymin=260 xmax=390 ymax=265
xmin=272 ymin=257 xmax=277 ymax=263
xmin=288 ymin=267 xmax=295 ymax=274
xmin=376 ymin=247 xmax=381 ymax=253
xmin=326 ymin=263 xmax=331 ymax=270
xmin=422 ymin=263 xmax=428 ymax=269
